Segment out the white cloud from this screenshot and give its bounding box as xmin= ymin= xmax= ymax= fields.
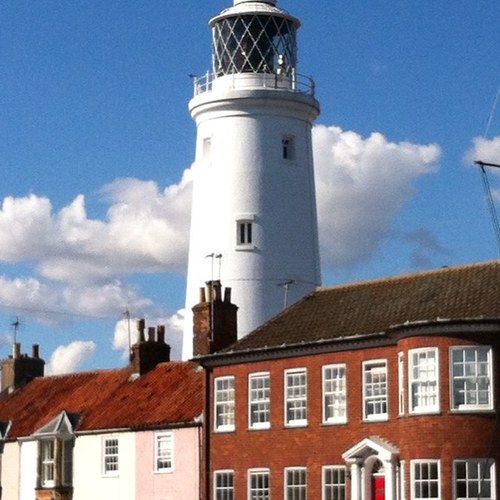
xmin=464 ymin=135 xmax=500 ymax=167
xmin=46 ymin=341 xmax=96 ymax=375
xmin=313 ymin=125 xmax=441 ymax=268
xmin=0 ymin=173 xmax=193 ymax=286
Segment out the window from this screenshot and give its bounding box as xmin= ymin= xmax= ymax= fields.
xmin=399 ymin=352 xmax=405 ymax=415
xmin=215 ymin=376 xmax=235 ymax=432
xmin=411 ymin=460 xmax=440 ymax=500
xmin=103 ymin=437 xmax=119 ymax=476
xmin=155 ymin=432 xmax=174 ymax=472
xmin=409 ymin=348 xmax=439 ymax=414
xmin=203 ymin=137 xmax=212 ymax=161
xmin=215 ymin=470 xmax=234 ymax=500
xmin=238 ymin=221 xmax=252 ymax=245
xmin=249 ymin=373 xmax=270 ymax=429
xmin=284 ymin=368 xmax=307 ymax=427
xmin=363 ymin=360 xmax=388 ymax=420
xmin=323 ymin=466 xmax=346 ymax=500
xmin=40 ymin=440 xmax=55 ymax=487
xmin=285 ymin=467 xmax=307 ymax=500
xmin=451 ymin=346 xmax=493 ymax=410
xmin=454 ymin=460 xmax=494 ymax=500
xmin=282 ymin=135 xmax=295 ymax=160
xmin=236 ymin=214 xmax=256 ymax=248
xmin=62 ymin=440 xmax=73 ymax=486
xmin=323 ymin=364 xmax=347 ymax=424
xmin=248 ymin=468 xmax=270 ymax=500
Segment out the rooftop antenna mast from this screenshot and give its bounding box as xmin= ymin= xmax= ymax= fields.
xmin=474 ymin=86 xmax=500 ymax=257
xmin=12 ymin=316 xmax=20 ymax=345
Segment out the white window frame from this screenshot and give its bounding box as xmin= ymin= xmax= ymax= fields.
xmin=322 ymin=364 xmax=347 ymax=424
xmin=409 ymin=348 xmax=439 ymax=414
xmin=322 ymin=465 xmax=346 ymax=500
xmin=248 ymin=468 xmax=270 ymax=500
xmin=248 ymin=372 xmax=271 ymax=430
xmin=155 ymin=432 xmax=174 ymax=473
xmin=285 ymin=467 xmax=307 ymax=500
xmin=450 ymin=346 xmax=493 ymax=411
xmin=40 ymin=439 xmax=55 ymax=487
xmin=214 ymin=376 xmax=236 ymax=432
xmin=284 ymin=368 xmax=307 ymax=427
xmin=214 ymin=469 xmax=234 ymax=500
xmin=236 ymin=214 xmax=256 ymax=250
xmin=453 ymin=459 xmax=495 ymax=500
xmin=399 ymin=352 xmax=405 ymax=416
xmin=362 ymin=359 xmax=388 ymax=421
xmin=400 ymin=460 xmax=406 ymax=500
xmin=102 ymin=436 xmax=119 ymax=477
xmin=411 ymin=460 xmax=440 ymax=500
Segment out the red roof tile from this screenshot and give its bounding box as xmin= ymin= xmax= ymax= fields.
xmin=0 ymin=361 xmax=204 ymax=439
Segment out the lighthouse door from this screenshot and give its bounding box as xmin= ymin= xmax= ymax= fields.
xmin=373 ymin=475 xmax=385 ymax=500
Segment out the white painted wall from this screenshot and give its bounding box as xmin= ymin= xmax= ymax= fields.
xmin=183 ymin=84 xmax=320 ymax=358
xmin=73 ymin=433 xmax=135 ymax=500
xmin=19 ymin=441 xmax=36 ymax=500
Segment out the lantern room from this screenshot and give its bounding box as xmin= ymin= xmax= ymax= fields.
xmin=209 ymin=0 xmax=300 ymax=76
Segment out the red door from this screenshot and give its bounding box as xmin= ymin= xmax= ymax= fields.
xmin=373 ymin=476 xmax=385 ymax=500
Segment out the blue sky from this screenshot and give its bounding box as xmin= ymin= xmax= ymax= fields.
xmin=0 ymin=0 xmax=499 ymax=373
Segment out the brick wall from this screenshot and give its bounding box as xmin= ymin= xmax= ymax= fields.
xmin=208 ymin=333 xmax=500 ymax=500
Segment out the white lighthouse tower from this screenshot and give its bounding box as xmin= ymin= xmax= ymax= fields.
xmin=183 ymin=0 xmax=321 ymax=358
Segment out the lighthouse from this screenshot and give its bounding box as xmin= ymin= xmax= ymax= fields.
xmin=183 ymin=0 xmax=321 ymax=359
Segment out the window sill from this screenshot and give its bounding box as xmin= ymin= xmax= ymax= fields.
xmin=449 ymin=408 xmax=495 ymax=415
xmin=248 ymin=424 xmax=271 ymax=431
xmin=322 ymin=420 xmax=348 ymax=426
xmin=235 ymin=244 xmax=256 ymax=251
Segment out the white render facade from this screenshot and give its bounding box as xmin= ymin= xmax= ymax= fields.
xmin=183 ymin=0 xmax=321 ymax=358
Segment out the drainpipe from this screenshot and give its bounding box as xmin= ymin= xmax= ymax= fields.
xmin=204 ymin=366 xmax=211 ymax=500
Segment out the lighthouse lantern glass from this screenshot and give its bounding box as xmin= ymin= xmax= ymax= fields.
xmin=212 ymin=15 xmax=297 ymax=75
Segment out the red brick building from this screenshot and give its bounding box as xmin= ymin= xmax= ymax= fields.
xmin=196 ymin=261 xmax=500 ymax=500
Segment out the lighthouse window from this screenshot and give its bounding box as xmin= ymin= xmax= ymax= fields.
xmin=238 ymin=221 xmax=252 ymax=245
xmin=203 ymin=137 xmax=212 ymax=161
xmin=282 ymin=136 xmax=295 ymax=160
xmin=236 ymin=215 xmax=255 ymax=248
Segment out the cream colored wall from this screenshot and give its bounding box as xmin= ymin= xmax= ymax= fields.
xmin=2 ymin=442 xmax=20 ymax=500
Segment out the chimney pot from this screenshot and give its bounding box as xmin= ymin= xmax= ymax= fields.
xmin=199 ymin=287 xmax=206 ymax=303
xmin=32 ymin=344 xmax=40 ymax=359
xmin=224 ymin=287 xmax=232 ymax=303
xmin=137 ymin=319 xmax=146 ymax=342
xmin=157 ymin=325 xmax=165 ymax=343
xmin=147 ymin=327 xmax=155 ymax=342
xmin=13 ymin=343 xmax=21 ymax=360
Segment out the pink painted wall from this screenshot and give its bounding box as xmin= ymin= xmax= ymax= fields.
xmin=135 ymin=427 xmax=200 ymax=500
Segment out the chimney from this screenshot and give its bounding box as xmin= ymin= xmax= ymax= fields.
xmin=130 ymin=320 xmax=171 ymax=376
xmin=192 ymin=280 xmax=238 ymax=357
xmin=1 ymin=343 xmax=45 ymax=393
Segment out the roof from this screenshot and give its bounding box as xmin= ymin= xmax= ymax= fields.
xmin=0 ymin=361 xmax=204 ymax=440
xmin=219 ymin=260 xmax=500 ymax=355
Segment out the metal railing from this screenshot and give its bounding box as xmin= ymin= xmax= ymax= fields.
xmin=192 ymin=69 xmax=316 ymax=97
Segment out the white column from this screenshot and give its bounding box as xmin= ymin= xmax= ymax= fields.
xmin=350 ymin=462 xmax=362 ymax=500
xmin=385 ymin=461 xmax=395 ymax=500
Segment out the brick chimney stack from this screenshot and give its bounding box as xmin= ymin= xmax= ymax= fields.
xmin=192 ymin=281 xmax=238 ymax=357
xmin=130 ymin=320 xmax=171 ymax=376
xmin=1 ymin=343 xmax=45 ymax=393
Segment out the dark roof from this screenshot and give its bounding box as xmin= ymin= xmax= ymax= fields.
xmin=222 ymin=260 xmax=500 ymax=354
xmin=0 ymin=361 xmax=204 ymax=440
